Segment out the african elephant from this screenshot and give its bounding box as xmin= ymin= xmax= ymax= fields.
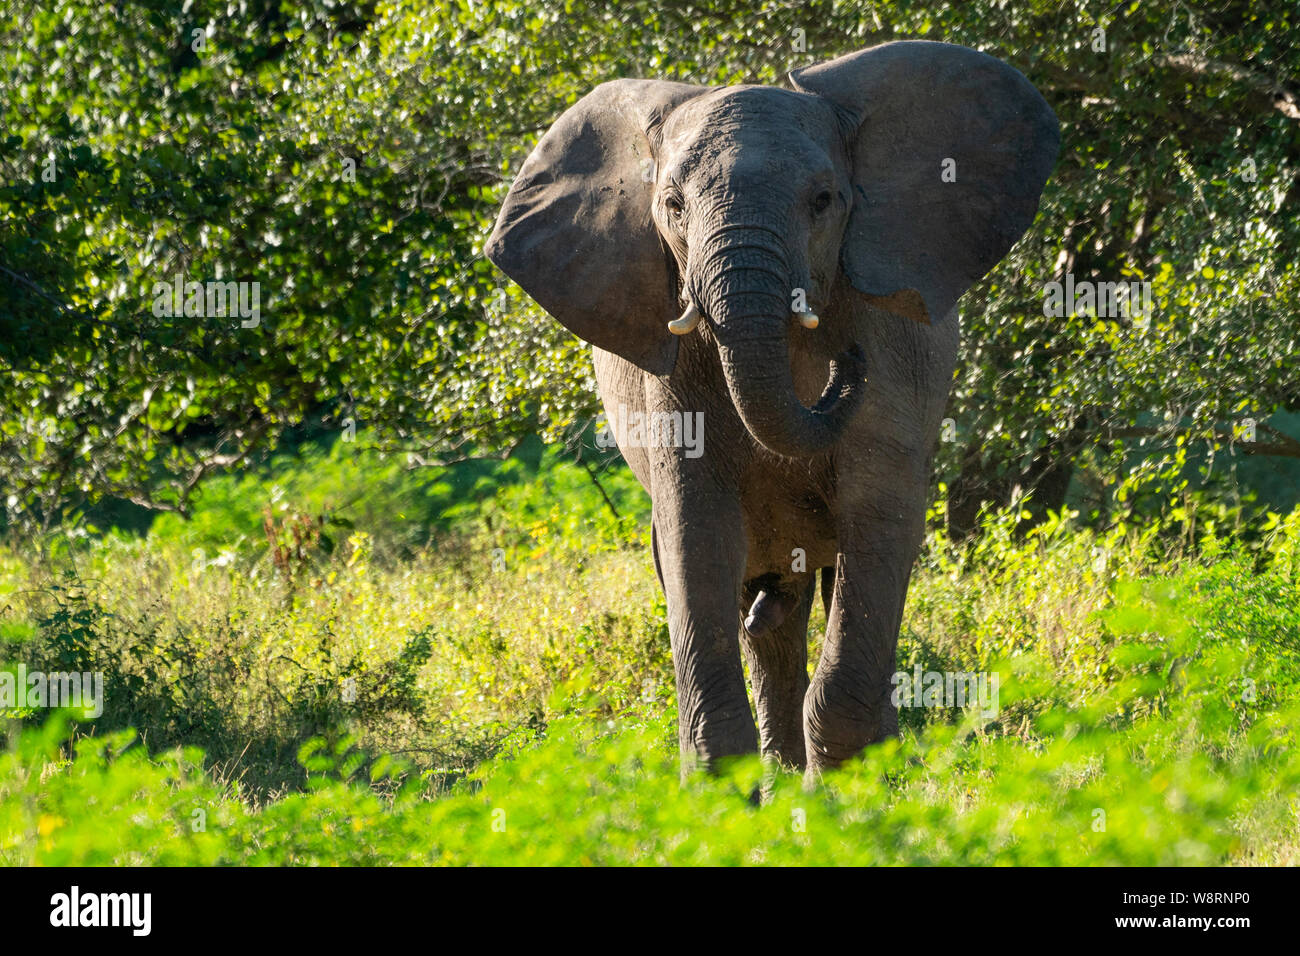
xmin=485 ymin=41 xmax=1059 ymax=776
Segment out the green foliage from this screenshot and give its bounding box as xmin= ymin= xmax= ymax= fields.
xmin=4 ymin=0 xmax=1300 ymax=868
xmin=4 ymin=0 xmax=1299 ymax=536
xmin=135 ymin=431 xmax=648 ymax=560
xmin=1 ymin=447 xmax=661 ymax=797
xmin=0 ymin=720 xmax=234 ymax=866
xmin=5 ymin=546 xmax=1299 ymax=864
xmin=3 ymin=468 xmax=1299 ymax=863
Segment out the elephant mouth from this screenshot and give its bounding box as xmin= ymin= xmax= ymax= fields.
xmin=809 ymin=342 xmax=868 ymax=417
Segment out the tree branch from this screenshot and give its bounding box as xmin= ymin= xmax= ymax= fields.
xmin=1110 ymin=424 xmax=1300 ymax=458
xmin=1153 ymin=52 xmax=1300 ymax=121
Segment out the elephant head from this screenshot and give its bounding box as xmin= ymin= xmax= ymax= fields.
xmin=486 ymin=41 xmax=1059 ymax=459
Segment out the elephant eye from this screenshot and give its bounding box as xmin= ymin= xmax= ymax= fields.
xmin=664 ymin=195 xmax=685 ymax=221
xmin=811 ymin=190 xmax=833 ymax=215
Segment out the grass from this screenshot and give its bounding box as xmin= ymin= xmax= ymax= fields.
xmin=1 ymin=440 xmax=1298 ymax=865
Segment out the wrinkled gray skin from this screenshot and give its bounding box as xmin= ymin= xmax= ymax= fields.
xmin=487 ymin=41 xmax=1059 ymax=776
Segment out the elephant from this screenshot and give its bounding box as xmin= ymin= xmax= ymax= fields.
xmin=485 ymin=40 xmax=1059 ymax=776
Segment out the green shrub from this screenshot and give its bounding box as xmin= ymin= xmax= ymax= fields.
xmin=3 ymin=499 xmax=1298 ymax=864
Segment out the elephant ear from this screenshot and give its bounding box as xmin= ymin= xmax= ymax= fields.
xmin=485 ymin=79 xmax=709 ymax=376
xmin=790 ymin=40 xmax=1060 ymax=324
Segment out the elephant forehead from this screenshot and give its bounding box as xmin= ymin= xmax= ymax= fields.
xmin=663 ymin=86 xmax=841 ymax=162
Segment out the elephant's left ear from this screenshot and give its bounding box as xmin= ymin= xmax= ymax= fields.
xmin=790 ymin=40 xmax=1060 ymax=324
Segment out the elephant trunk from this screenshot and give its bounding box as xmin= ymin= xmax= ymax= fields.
xmin=692 ymin=232 xmax=867 ymax=459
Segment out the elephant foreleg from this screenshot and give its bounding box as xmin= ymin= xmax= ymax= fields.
xmin=653 ymin=486 xmax=758 ymax=774
xmin=804 ymin=469 xmax=931 ymax=776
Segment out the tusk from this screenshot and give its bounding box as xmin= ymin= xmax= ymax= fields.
xmin=796 ymin=311 xmax=820 ymax=329
xmin=668 ymin=302 xmax=702 ymax=335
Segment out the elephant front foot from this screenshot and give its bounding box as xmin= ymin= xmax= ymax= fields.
xmin=677 ymin=707 xmax=759 ymax=779
xmin=802 ymin=674 xmax=898 ymax=776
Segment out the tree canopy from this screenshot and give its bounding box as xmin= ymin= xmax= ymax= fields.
xmin=3 ymin=0 xmax=1298 ymax=537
